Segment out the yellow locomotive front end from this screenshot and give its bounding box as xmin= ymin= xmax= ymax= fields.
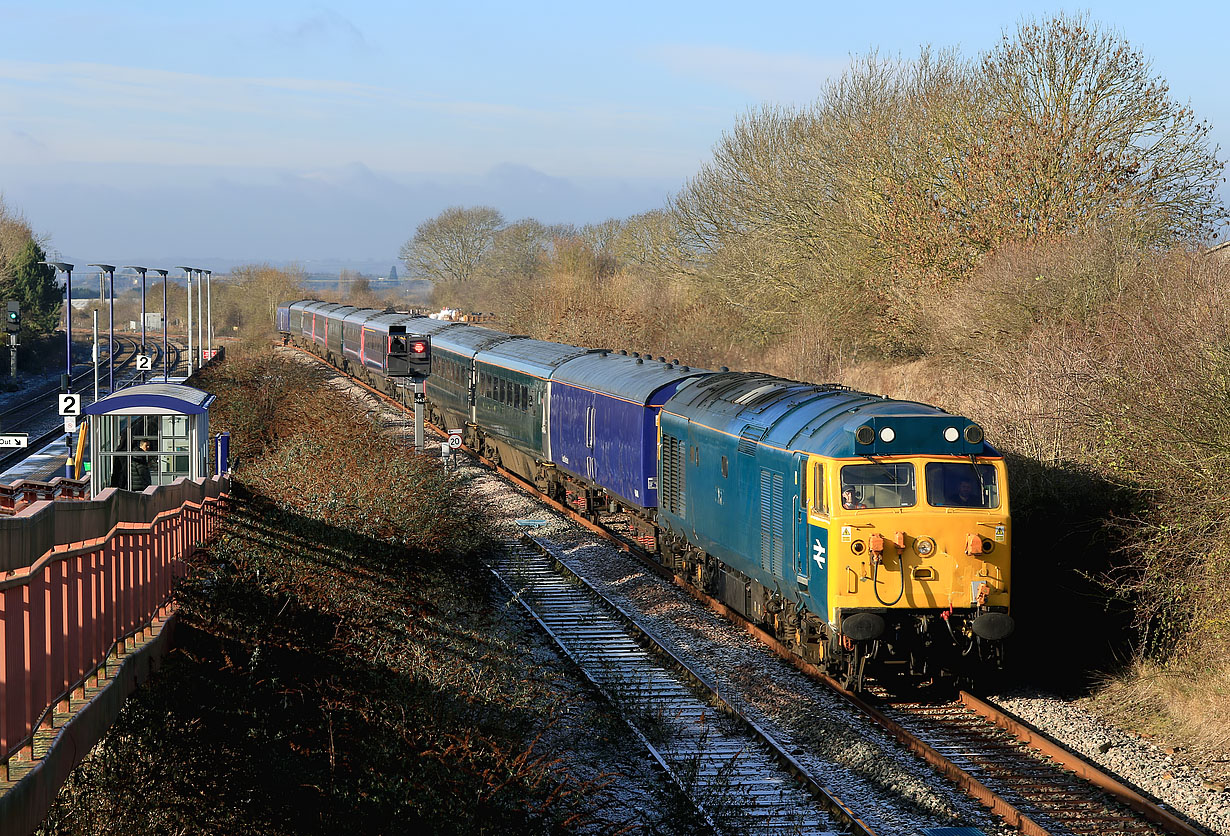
xmin=804 ymin=451 xmax=1013 ymax=686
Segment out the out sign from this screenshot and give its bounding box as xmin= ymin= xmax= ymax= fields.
xmin=58 ymin=393 xmax=82 ymax=416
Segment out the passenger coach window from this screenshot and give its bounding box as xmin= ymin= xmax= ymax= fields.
xmin=839 ymin=463 xmax=916 ymax=509
xmin=925 ymin=462 xmax=999 ymax=508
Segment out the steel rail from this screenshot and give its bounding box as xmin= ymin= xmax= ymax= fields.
xmin=494 ymin=536 xmax=877 ymax=836
xmin=958 ymin=692 xmax=1210 ymax=836
xmin=0 ymin=337 xmax=145 ymax=470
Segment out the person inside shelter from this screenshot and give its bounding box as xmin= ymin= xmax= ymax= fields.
xmin=130 ymin=438 xmax=156 ymax=491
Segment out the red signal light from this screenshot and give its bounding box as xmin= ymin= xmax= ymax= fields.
xmin=411 ymin=340 xmax=427 ymax=354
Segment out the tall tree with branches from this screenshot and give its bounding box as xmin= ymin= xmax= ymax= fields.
xmin=400 ymin=206 xmax=504 ymax=285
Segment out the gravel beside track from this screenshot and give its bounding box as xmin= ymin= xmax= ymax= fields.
xmin=989 ymin=692 xmax=1230 ymax=835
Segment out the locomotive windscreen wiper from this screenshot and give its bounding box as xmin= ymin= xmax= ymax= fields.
xmin=968 ymin=454 xmax=986 ymax=493
xmin=863 ymin=456 xmax=902 ymax=484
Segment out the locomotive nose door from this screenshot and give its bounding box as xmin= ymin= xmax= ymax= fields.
xmin=795 ymin=453 xmax=809 ymax=586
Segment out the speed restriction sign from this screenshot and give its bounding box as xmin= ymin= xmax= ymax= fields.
xmin=448 ymin=431 xmax=463 ymax=450
xmin=58 ymin=393 xmax=82 ymax=416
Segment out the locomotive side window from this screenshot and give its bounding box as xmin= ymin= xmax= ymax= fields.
xmin=839 ymin=463 xmax=916 ymax=509
xmin=925 ymin=462 xmax=999 ymax=508
xmin=812 ymin=462 xmax=827 ymax=514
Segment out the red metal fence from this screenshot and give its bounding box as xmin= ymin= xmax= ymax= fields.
xmin=0 ymin=476 xmax=229 ymax=770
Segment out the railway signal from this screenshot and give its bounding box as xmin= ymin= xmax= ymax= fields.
xmin=6 ymin=301 xmax=17 ymax=379
xmin=408 ymin=336 xmax=431 ymax=378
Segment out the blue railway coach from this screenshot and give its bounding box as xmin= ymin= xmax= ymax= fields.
xmin=547 ymin=351 xmax=708 ymax=518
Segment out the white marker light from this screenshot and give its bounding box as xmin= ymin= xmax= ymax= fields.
xmin=944 ymin=427 xmax=960 ymax=442
xmin=879 ymin=427 xmax=896 ymax=443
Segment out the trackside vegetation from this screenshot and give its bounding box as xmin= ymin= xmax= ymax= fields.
xmin=37 ymin=349 xmax=662 ymax=834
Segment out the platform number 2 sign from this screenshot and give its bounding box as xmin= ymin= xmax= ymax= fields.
xmin=58 ymin=393 xmax=82 ymax=416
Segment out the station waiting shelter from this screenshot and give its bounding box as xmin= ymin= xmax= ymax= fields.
xmin=82 ymin=383 xmax=216 ymax=497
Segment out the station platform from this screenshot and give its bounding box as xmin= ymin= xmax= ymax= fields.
xmin=1 ymin=437 xmax=76 ymax=484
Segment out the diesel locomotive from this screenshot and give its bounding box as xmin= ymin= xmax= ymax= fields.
xmin=278 ymin=300 xmax=1013 ymax=689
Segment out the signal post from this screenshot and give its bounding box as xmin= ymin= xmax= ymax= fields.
xmin=405 ymin=334 xmax=431 ymax=451
xmin=6 ymin=301 xmax=19 ymax=379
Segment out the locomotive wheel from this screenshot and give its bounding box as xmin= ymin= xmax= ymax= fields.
xmin=483 ymin=443 xmax=501 ymax=466
xmin=842 ymin=645 xmax=868 ymax=691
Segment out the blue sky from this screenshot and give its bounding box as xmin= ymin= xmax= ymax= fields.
xmin=0 ymin=1 xmax=1225 ymax=272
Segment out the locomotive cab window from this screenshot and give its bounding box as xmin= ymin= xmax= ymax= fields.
xmin=925 ymin=462 xmax=999 ymax=508
xmin=839 ymin=462 xmax=915 ymax=509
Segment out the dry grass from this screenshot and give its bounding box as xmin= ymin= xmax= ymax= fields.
xmin=1089 ymin=659 xmax=1230 ymax=784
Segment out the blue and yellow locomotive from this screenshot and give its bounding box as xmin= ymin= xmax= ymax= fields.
xmin=657 ymin=372 xmax=1012 ymax=688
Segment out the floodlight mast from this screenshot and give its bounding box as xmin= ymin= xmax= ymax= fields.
xmin=123 ymin=266 xmax=149 ymax=381
xmin=152 ymin=269 xmax=169 ymax=381
xmin=88 ymin=264 xmax=116 ymax=393
xmin=38 ymin=261 xmax=74 ymax=380
xmin=176 ymin=267 xmax=194 ymax=376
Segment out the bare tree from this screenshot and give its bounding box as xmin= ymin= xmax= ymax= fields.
xmin=670 ymin=16 xmax=1224 ymax=355
xmin=399 ymin=206 xmax=504 ymax=285
xmin=226 ymin=264 xmax=307 ymax=338
xmin=484 ymin=219 xmax=553 ymax=280
xmin=977 ymin=13 xmax=1224 ymax=245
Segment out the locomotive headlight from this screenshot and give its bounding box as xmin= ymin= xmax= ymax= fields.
xmin=944 ymin=426 xmax=960 ymax=443
xmin=914 ymin=537 xmax=936 ymax=557
xmin=879 ymin=427 xmax=896 ymax=443
xmin=964 ymin=424 xmax=984 ymax=444
xmin=856 ymin=425 xmax=875 ymax=445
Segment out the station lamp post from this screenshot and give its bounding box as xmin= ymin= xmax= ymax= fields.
xmin=204 ymin=268 xmax=212 ymax=358
xmin=39 ymin=261 xmax=76 ymax=479
xmin=195 ymin=268 xmax=204 ymax=367
xmin=152 ymin=269 xmax=169 ymax=381
xmin=38 ymin=260 xmax=75 ymax=382
xmin=176 ymin=266 xmax=194 ymax=376
xmin=88 ymin=263 xmax=116 ymax=393
xmin=123 ymin=265 xmax=149 ymax=381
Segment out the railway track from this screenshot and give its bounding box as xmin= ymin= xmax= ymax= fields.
xmin=875 ymin=692 xmax=1208 ymax=836
xmin=0 ymin=336 xmax=180 ymax=470
xmin=491 ymin=536 xmax=873 ymax=836
xmin=295 ymin=344 xmax=1216 ymax=836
